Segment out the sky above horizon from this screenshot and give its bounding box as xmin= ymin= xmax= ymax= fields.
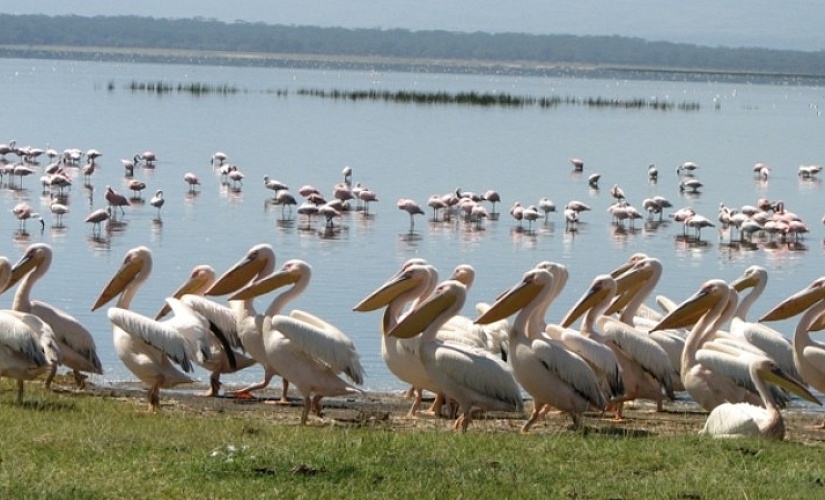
xmin=4 ymin=1 xmax=825 ymax=52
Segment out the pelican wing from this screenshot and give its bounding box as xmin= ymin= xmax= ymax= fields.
xmin=433 ymin=342 xmax=523 ymax=411
xmin=557 ymin=329 xmax=623 ymax=398
xmin=31 ymin=301 xmax=102 ymax=373
xmin=731 ymin=319 xmax=799 ymax=380
xmin=162 ymin=298 xmax=213 ymax=364
xmin=271 ymin=313 xmax=364 ymax=385
xmin=0 ymin=313 xmax=48 ymax=366
xmin=600 ymin=317 xmax=675 ymax=398
xmin=696 ymin=347 xmax=789 ymax=407
xmin=107 ymin=307 xmax=193 ymax=372
xmin=181 ymin=295 xmax=242 ymax=348
xmin=701 ymin=402 xmax=765 ymax=438
xmin=531 ymin=338 xmax=607 ymax=408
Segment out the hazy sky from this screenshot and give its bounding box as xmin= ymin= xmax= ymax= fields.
xmin=4 ymin=1 xmax=825 ymax=52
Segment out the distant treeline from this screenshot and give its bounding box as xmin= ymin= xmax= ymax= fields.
xmin=2 ymin=14 xmax=825 ymax=78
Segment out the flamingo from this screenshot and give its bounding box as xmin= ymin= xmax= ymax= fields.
xmin=128 ymin=179 xmax=146 ymax=199
xmin=184 ymin=172 xmax=201 ymax=192
xmin=397 ymin=198 xmax=424 ymax=229
xmin=104 ymin=186 xmax=130 ymax=217
xmin=85 ymin=208 xmax=110 ymax=233
xmin=12 ymin=202 xmax=42 ymax=231
xmin=149 ymin=190 xmax=165 ymax=218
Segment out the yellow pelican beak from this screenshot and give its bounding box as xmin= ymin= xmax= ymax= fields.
xmin=730 ymin=271 xmax=760 ymax=293
xmin=206 ymin=249 xmax=269 ymax=296
xmin=759 ymin=365 xmax=821 ymax=406
xmin=3 ymin=246 xmax=42 ymax=293
xmin=353 ymin=269 xmax=422 ymax=312
xmin=154 ymin=265 xmax=215 ymax=320
xmin=560 ymin=277 xmax=613 ymax=328
xmin=387 ymin=281 xmax=463 ymax=339
xmin=759 ymin=278 xmax=825 ymax=323
xmin=650 ymin=286 xmax=716 ymax=331
xmin=227 ymin=266 xmax=300 ymax=301
xmin=475 ymin=272 xmax=542 ymax=325
xmin=91 ymin=250 xmax=145 ymax=311
xmin=604 ymin=262 xmax=654 ymax=316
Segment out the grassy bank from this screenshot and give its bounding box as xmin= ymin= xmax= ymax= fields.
xmin=0 ymin=380 xmax=823 ymax=498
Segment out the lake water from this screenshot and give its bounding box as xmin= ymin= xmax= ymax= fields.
xmin=1 ymin=58 xmax=824 ymax=403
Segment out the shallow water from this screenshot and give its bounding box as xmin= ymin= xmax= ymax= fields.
xmin=1 ymin=58 xmax=824 ymax=407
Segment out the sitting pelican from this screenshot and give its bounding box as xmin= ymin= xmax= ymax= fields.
xmin=91 ymin=246 xmax=212 ymax=411
xmin=204 ymin=244 xmax=289 ymax=401
xmin=0 ymin=257 xmax=60 ymax=404
xmin=476 ymin=267 xmax=605 ymax=431
xmin=760 ymin=277 xmax=825 ymax=428
xmin=562 ymin=274 xmax=675 ymax=419
xmin=4 ymin=243 xmax=102 ymax=389
xmin=226 ymin=259 xmax=364 ymax=424
xmin=155 ymin=265 xmax=256 ymax=397
xmin=701 ymin=353 xmax=819 ymax=439
xmin=388 ymin=280 xmax=523 ymax=431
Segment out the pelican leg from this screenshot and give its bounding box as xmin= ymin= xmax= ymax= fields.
xmin=227 ymin=369 xmax=276 ymax=400
xmin=15 ymin=380 xmax=24 ymax=405
xmin=311 ymin=395 xmax=324 ymax=417
xmin=147 ymin=382 xmax=161 ymax=412
xmin=72 ymin=370 xmax=88 ymax=390
xmin=279 ymin=378 xmax=290 ymax=404
xmin=202 ymin=372 xmax=221 ymax=397
xmin=43 ymin=364 xmax=58 ymax=390
xmin=521 ymin=408 xmax=541 ymax=434
xmin=406 ymin=388 xmax=424 ymax=417
xmin=300 ymin=395 xmax=312 ymax=425
xmin=404 ymin=385 xmax=415 ymax=398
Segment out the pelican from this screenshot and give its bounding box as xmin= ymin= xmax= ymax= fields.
xmin=354 ymin=262 xmax=443 ymax=416
xmin=728 ymin=266 xmax=799 ymax=380
xmin=700 ymin=353 xmax=819 ymax=439
xmin=562 ymin=274 xmax=675 ymax=418
xmin=760 ymin=277 xmax=825 ymax=428
xmin=155 ymin=265 xmax=256 ymax=397
xmin=4 ymin=244 xmax=102 ymax=388
xmin=226 ymin=259 xmax=364 ymax=424
xmin=476 ymin=268 xmax=606 ymax=431
xmin=0 ymin=257 xmax=60 ymax=404
xmin=91 ymin=246 xmax=211 ymax=411
xmin=388 ymin=279 xmax=523 ymax=431
xmin=204 ymin=244 xmax=288 ymax=401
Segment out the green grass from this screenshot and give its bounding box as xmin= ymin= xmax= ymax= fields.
xmin=0 ymin=382 xmax=823 ymax=499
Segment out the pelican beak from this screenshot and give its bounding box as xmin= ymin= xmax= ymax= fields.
xmin=730 ymin=272 xmax=759 ymax=293
xmin=387 ymin=284 xmax=459 ymax=339
xmin=206 ymin=251 xmax=267 ymax=296
xmin=155 ymin=266 xmax=214 ymax=320
xmin=91 ymin=252 xmax=143 ymax=311
xmin=2 ymin=247 xmax=40 ymax=293
xmin=227 ymin=266 xmax=299 ymax=301
xmin=604 ymin=263 xmax=653 ymax=316
xmin=475 ymin=273 xmax=541 ymax=325
xmin=353 ymin=270 xmax=420 ymax=312
xmin=650 ymin=287 xmax=713 ymax=331
xmin=759 ymin=366 xmax=821 ymax=406
xmin=560 ymin=280 xmax=612 ymax=328
xmin=759 ymin=279 xmax=825 ymax=322
xmin=608 ymin=253 xmax=647 ymax=279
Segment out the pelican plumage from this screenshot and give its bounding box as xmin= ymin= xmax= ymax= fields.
xmin=155 ymin=265 xmax=256 ymax=397
xmin=476 ymin=268 xmax=605 ymax=431
xmin=0 ymin=256 xmax=60 ymax=404
xmin=227 ymin=259 xmax=364 ymax=424
xmin=91 ymin=246 xmax=211 ymax=411
xmin=562 ymin=274 xmax=675 ymax=419
xmin=4 ymin=244 xmax=102 ymax=388
xmin=700 ymin=354 xmax=819 ymax=439
xmin=760 ymin=277 xmax=825 ymax=428
xmin=204 ymin=244 xmax=288 ymax=401
xmin=354 ymin=261 xmax=443 ymax=416
xmin=388 ymin=279 xmax=523 ymax=431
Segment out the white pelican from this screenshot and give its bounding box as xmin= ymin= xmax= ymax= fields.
xmin=476 ymin=268 xmax=605 ymax=431
xmin=354 ymin=262 xmax=443 ymax=416
xmin=760 ymin=277 xmax=825 ymax=428
xmin=91 ymin=246 xmax=211 ymax=411
xmin=227 ymin=259 xmax=364 ymax=424
xmin=0 ymin=257 xmax=60 ymax=404
xmin=4 ymin=244 xmax=102 ymax=388
xmin=562 ymin=274 xmax=675 ymax=418
xmin=203 ymin=244 xmax=287 ymax=401
xmin=728 ymin=266 xmax=799 ymax=380
xmin=388 ymin=280 xmax=523 ymax=431
xmin=701 ymin=354 xmax=819 ymax=439
xmin=155 ymin=265 xmax=256 ymax=397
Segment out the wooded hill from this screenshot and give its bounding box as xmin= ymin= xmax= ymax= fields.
xmin=2 ymin=14 xmax=825 ymax=78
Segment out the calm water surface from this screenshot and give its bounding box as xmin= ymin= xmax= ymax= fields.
xmin=1 ymin=58 xmax=824 ymax=400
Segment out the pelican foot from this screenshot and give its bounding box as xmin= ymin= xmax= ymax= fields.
xmin=225 ymin=390 xmax=257 ymax=400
